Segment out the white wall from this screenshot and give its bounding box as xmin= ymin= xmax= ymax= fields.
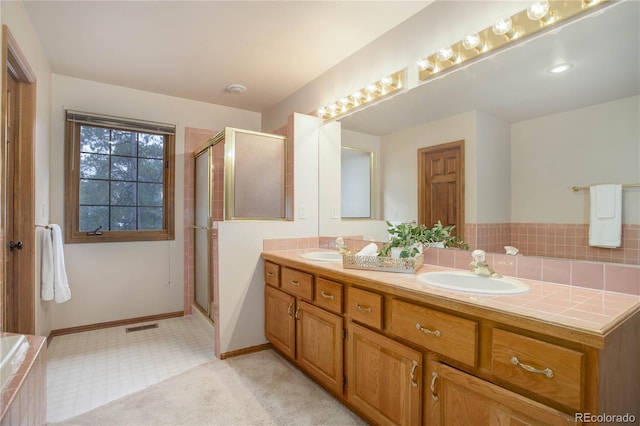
xmin=2 ymin=0 xmax=53 ymax=337
xmin=216 ymin=113 xmax=319 ymax=355
xmin=511 ymin=95 xmax=640 ymax=224
xmin=50 ymin=74 xmax=260 ymax=329
xmin=380 ymin=110 xmax=478 ymax=224
xmin=475 ymin=112 xmax=511 ymax=223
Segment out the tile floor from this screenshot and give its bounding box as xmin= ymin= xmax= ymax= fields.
xmin=46 ymin=313 xmax=215 ymax=423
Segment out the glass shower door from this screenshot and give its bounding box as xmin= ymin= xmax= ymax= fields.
xmin=194 ymin=148 xmax=211 ymax=315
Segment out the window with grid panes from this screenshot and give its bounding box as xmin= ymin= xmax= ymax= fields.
xmin=65 ymin=111 xmax=175 ymax=243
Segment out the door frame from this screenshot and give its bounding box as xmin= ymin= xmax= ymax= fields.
xmin=1 ymin=26 xmax=37 ymax=334
xmin=417 ymin=140 xmax=465 ymax=240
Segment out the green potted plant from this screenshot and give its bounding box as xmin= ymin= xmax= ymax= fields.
xmin=378 ymin=221 xmax=424 ymax=258
xmin=427 ymin=220 xmax=469 ymax=250
xmin=378 ymin=221 xmax=468 ymax=258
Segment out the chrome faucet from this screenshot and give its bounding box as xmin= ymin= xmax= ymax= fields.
xmin=470 ymin=249 xmax=501 ymax=277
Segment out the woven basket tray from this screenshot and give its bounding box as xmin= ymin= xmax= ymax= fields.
xmin=342 ymin=253 xmax=424 ymax=274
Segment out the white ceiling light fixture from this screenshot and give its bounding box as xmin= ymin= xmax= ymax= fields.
xmin=225 ymin=84 xmax=247 ymax=94
xmin=548 ymin=63 xmax=574 ymax=73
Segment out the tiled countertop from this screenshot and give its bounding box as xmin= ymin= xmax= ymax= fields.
xmin=262 ymin=250 xmax=640 ymax=347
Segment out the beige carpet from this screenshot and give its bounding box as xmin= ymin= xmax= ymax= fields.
xmin=49 ymin=349 xmax=366 ymax=426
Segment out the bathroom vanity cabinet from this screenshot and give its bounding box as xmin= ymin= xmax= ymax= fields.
xmin=265 ymin=266 xmax=344 ymax=395
xmin=262 ymin=253 xmax=640 ymax=425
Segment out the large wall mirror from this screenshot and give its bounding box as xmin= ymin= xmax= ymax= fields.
xmin=319 ymin=1 xmax=640 ymax=264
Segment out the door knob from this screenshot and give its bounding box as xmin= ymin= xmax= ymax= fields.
xmin=9 ymin=240 xmax=23 ymax=250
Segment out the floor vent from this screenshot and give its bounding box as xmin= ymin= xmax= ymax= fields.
xmin=126 ymin=323 xmax=159 ymax=333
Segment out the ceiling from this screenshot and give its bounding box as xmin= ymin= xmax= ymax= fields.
xmin=23 ymin=1 xmax=431 ymax=113
xmin=339 ymin=0 xmax=640 ymax=135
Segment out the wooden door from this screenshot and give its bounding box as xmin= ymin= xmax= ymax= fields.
xmin=427 ymin=360 xmax=575 ymax=426
xmin=2 ymin=27 xmax=36 ymax=334
xmin=265 ymin=286 xmax=296 ymax=359
xmin=418 ymin=141 xmax=464 ymax=238
xmin=347 ymin=321 xmax=422 ymax=426
xmin=296 ymin=301 xmax=344 ymax=395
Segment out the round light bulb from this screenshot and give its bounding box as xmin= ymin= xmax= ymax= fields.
xmin=436 ymin=46 xmax=455 ymax=62
xmin=351 ymin=91 xmax=363 ymax=100
xmin=380 ymin=76 xmax=393 ymax=86
xmin=339 ymin=97 xmax=350 ymax=106
xmin=317 ymin=107 xmax=327 ymax=116
xmin=365 ymin=84 xmax=377 ymax=93
xmin=492 ymin=16 xmax=513 ymax=36
xmin=417 ymin=58 xmax=434 ymax=71
xmin=527 ymin=1 xmax=550 ymax=20
xmin=462 ymin=33 xmax=482 ymax=50
xmin=328 ymin=103 xmax=337 ymax=111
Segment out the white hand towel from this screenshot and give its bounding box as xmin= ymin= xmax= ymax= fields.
xmin=589 ymin=184 xmax=622 ymax=248
xmin=50 ymin=224 xmax=72 ymax=303
xmin=356 ymin=242 xmax=378 ymax=257
xmin=41 ymin=228 xmax=54 ymax=301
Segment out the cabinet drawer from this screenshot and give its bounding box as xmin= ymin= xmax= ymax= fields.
xmin=346 ymin=287 xmax=383 ymax=330
xmin=281 ymin=267 xmax=314 ymax=300
xmin=264 ymin=261 xmax=280 ymax=288
xmin=390 ymin=299 xmax=478 ymax=367
xmin=314 ymin=278 xmax=343 ymax=315
xmin=491 ymin=328 xmax=584 ymax=410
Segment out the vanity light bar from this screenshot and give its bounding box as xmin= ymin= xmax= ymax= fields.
xmin=316 ymin=70 xmax=405 ymax=122
xmin=417 ymin=0 xmax=609 ymax=82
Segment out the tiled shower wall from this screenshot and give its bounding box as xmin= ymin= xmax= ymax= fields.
xmin=466 ymin=223 xmax=640 ymax=265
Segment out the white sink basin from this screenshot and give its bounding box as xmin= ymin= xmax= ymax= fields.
xmin=417 ymin=271 xmax=529 ymax=295
xmin=299 ymin=251 xmax=343 ymax=262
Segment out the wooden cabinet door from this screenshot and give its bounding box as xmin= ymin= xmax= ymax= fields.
xmin=347 ymin=321 xmax=422 ymax=426
xmin=428 ymin=360 xmax=575 ymax=426
xmin=296 ymin=301 xmax=344 ymax=395
xmin=265 ymin=286 xmax=295 ymax=359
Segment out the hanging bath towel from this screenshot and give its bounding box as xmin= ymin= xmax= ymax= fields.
xmin=41 ymin=227 xmax=54 ymax=301
xmin=588 ymin=184 xmax=622 ymax=248
xmin=50 ymin=224 xmax=72 ymax=303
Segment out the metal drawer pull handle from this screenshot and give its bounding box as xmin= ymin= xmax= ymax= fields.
xmin=295 ymin=307 xmax=301 ymax=320
xmin=416 ymin=323 xmax=441 ymax=337
xmin=430 ymin=372 xmax=439 ymax=401
xmin=511 ymin=356 xmax=554 ymax=378
xmin=287 ymin=302 xmax=293 ymax=318
xmin=290 ymin=280 xmax=300 ymax=286
xmin=321 ymin=291 xmax=334 ymax=300
xmin=410 ymin=360 xmax=419 ymax=388
xmin=267 ymin=272 xmax=274 ymax=277
xmin=355 ymin=303 xmax=372 ymax=313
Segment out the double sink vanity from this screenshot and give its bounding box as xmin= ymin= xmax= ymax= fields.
xmin=262 ymin=248 xmax=640 ymax=425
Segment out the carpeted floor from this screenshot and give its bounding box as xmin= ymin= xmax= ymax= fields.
xmin=48 ymin=349 xmax=366 ymax=426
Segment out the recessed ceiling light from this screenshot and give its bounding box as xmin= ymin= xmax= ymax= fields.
xmin=548 ymin=63 xmax=573 ymax=74
xmin=225 ymin=84 xmax=247 ymax=94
